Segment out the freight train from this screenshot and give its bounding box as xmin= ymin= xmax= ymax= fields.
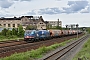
xmin=24 ymin=29 xmax=82 ymax=42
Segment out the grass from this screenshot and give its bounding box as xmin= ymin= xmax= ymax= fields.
xmin=72 ymin=38 xmax=90 ymax=60
xmin=0 ymin=37 xmax=77 ymax=60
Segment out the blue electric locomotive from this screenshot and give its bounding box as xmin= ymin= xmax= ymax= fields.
xmin=24 ymin=30 xmax=51 ymax=42
xmin=24 ymin=30 xmax=38 ymax=42
xmin=37 ymin=30 xmax=51 ymax=40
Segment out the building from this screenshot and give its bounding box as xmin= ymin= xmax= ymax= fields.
xmin=0 ymin=17 xmax=21 ymax=28
xmin=0 ymin=16 xmax=46 ymax=30
xmin=48 ymin=19 xmax=62 ymax=28
xmin=37 ymin=21 xmax=46 ymax=30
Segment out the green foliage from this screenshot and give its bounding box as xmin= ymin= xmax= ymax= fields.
xmin=1 ymin=28 xmax=8 ymax=36
xmin=30 ymin=46 xmax=48 ymax=58
xmin=26 ymin=25 xmax=32 ymax=30
xmin=1 ymin=28 xmax=12 ymax=37
xmin=12 ymin=28 xmax=18 ymax=35
xmin=26 ymin=25 xmax=36 ymax=30
xmin=6 ymin=29 xmax=12 ymax=37
xmin=46 ymin=24 xmax=50 ymax=29
xmin=0 ymin=26 xmax=24 ymax=41
xmin=1 ymin=28 xmax=18 ymax=37
xmin=73 ymin=38 xmax=90 ymax=60
xmin=18 ymin=25 xmax=24 ymax=37
xmin=48 ymin=26 xmax=62 ymax=30
xmin=0 ymin=32 xmax=1 ymax=35
xmin=86 ymin=27 xmax=90 ymax=33
xmin=56 ymin=26 xmax=62 ymax=30
xmin=0 ymin=35 xmax=6 ymax=40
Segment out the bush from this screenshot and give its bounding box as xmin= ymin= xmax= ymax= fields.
xmin=18 ymin=25 xmax=24 ymax=37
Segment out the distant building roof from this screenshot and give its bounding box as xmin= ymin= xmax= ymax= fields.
xmin=44 ymin=21 xmax=49 ymax=24
xmin=0 ymin=17 xmax=21 ymax=20
xmin=21 ymin=16 xmax=33 ymax=18
xmin=0 ymin=16 xmax=34 ymax=20
xmin=0 ymin=16 xmax=44 ymax=21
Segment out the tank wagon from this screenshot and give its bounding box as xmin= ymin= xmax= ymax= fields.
xmin=24 ymin=29 xmax=82 ymax=42
xmin=49 ymin=30 xmax=62 ymax=38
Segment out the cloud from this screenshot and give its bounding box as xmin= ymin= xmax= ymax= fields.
xmin=20 ymin=0 xmax=32 ymax=1
xmin=27 ymin=10 xmax=36 ymax=15
xmin=0 ymin=0 xmax=32 ymax=8
xmin=0 ymin=0 xmax=13 ymax=8
xmin=38 ymin=7 xmax=61 ymax=15
xmin=0 ymin=12 xmax=13 ymax=17
xmin=37 ymin=1 xmax=89 ymax=15
xmin=13 ymin=0 xmax=19 ymax=1
xmin=56 ymin=0 xmax=61 ymax=1
xmin=13 ymin=0 xmax=32 ymax=1
xmin=80 ymin=6 xmax=89 ymax=13
xmin=62 ymin=1 xmax=89 ymax=13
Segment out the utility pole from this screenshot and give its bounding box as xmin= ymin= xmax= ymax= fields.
xmin=76 ymin=24 xmax=79 ymax=38
xmin=57 ymin=19 xmax=59 ymax=26
xmin=65 ymin=25 xmax=68 ymax=30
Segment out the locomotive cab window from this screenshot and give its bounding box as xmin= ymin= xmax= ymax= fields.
xmin=31 ymin=31 xmax=35 ymax=34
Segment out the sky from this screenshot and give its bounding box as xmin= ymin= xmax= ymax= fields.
xmin=0 ymin=0 xmax=90 ymax=27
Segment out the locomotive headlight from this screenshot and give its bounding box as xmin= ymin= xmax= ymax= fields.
xmin=25 ymin=36 xmax=30 ymax=38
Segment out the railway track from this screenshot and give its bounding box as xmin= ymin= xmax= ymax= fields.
xmin=0 ymin=37 xmax=68 ymax=58
xmin=0 ymin=33 xmax=84 ymax=58
xmin=0 ymin=39 xmax=23 ymax=44
xmin=0 ymin=40 xmax=27 ymax=48
xmin=40 ymin=34 xmax=90 ymax=60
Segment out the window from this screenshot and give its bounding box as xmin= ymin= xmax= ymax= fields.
xmin=59 ymin=21 xmax=61 ymax=23
xmin=59 ymin=24 xmax=61 ymax=25
xmin=0 ymin=24 xmax=2 ymax=26
xmin=40 ymin=23 xmax=43 ymax=24
xmin=13 ymin=24 xmax=15 ymax=27
xmin=8 ymin=24 xmax=10 ymax=27
xmin=17 ymin=24 xmax=20 ymax=27
xmin=31 ymin=31 xmax=35 ymax=34
xmin=34 ymin=23 xmax=36 ymax=24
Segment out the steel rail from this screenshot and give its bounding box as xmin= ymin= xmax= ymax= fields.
xmin=42 ymin=35 xmax=89 ymax=60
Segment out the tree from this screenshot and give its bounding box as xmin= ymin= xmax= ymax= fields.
xmin=12 ymin=28 xmax=18 ymax=35
xmin=6 ymin=29 xmax=12 ymax=37
xmin=46 ymin=24 xmax=51 ymax=29
xmin=1 ymin=28 xmax=8 ymax=36
xmin=26 ymin=25 xmax=36 ymax=30
xmin=56 ymin=26 xmax=62 ymax=30
xmin=18 ymin=25 xmax=24 ymax=37
xmin=26 ymin=25 xmax=32 ymax=30
xmin=86 ymin=27 xmax=90 ymax=33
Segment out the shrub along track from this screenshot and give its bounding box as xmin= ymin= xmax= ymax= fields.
xmin=0 ymin=33 xmax=84 ymax=58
